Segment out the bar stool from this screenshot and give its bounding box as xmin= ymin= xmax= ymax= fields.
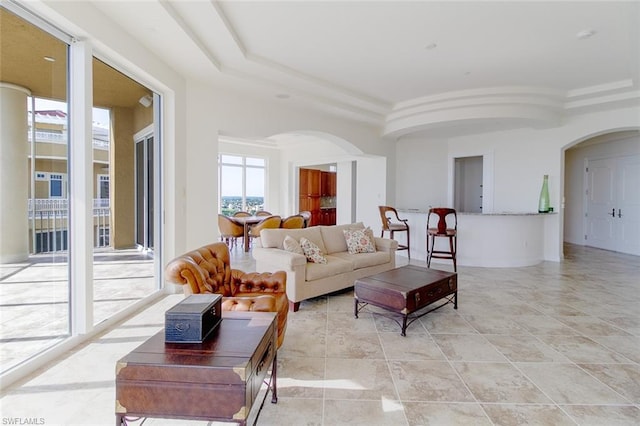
xmin=426 ymin=207 xmax=457 ymax=272
xmin=378 ymin=206 xmax=410 ymax=258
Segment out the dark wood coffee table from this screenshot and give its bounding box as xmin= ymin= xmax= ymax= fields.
xmin=354 ymin=265 xmax=457 ymax=336
xmin=115 ymin=311 xmax=277 ymax=425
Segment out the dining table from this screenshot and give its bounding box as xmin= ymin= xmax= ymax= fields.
xmin=228 ymin=215 xmax=264 ymax=252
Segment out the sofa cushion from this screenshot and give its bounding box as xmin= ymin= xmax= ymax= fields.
xmin=343 ymin=227 xmax=376 ymax=254
xmin=305 ymin=255 xmax=354 ymax=281
xmin=300 ymin=237 xmax=327 ymax=264
xmin=260 ymin=227 xmax=327 ymax=253
xmin=283 ymin=235 xmax=304 ymax=255
xmin=331 ymin=251 xmax=391 ymax=270
xmin=320 ymin=222 xmax=365 ymax=254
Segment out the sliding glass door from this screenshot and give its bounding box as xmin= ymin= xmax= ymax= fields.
xmin=0 ymin=4 xmax=163 ymax=372
xmin=0 ymin=6 xmax=71 ymax=373
xmin=135 ymin=134 xmax=155 ymax=251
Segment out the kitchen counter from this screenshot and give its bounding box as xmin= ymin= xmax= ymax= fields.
xmin=399 ymin=209 xmax=554 ymax=216
xmin=394 ymin=209 xmax=559 ymax=267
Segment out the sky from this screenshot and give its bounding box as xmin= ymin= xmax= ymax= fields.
xmin=28 ymin=97 xmax=110 ymax=128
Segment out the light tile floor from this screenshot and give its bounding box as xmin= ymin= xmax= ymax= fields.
xmin=1 ymin=244 xmax=639 ymax=425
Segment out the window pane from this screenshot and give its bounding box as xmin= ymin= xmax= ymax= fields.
xmin=1 ymin=7 xmax=70 ymax=374
xmin=220 ymin=155 xmax=242 ymax=165
xmin=218 ymin=155 xmax=266 ymax=216
xmin=246 ymin=166 xmax=265 ymax=213
xmin=50 ymin=178 xmax=63 ymax=197
xmin=246 ymin=167 xmax=264 ymax=197
xmin=246 ymin=157 xmax=264 ymax=167
xmin=93 ymin=58 xmax=158 ymax=326
xmin=220 ymin=165 xmax=243 ymax=214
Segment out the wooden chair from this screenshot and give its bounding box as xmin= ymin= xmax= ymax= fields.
xmin=299 ymin=211 xmax=312 ymax=228
xmin=426 ymin=207 xmax=457 ymax=272
xmin=378 ymin=206 xmax=410 ymax=258
xmin=255 ymin=210 xmax=272 ymax=217
xmin=232 ymin=211 xmax=251 ymax=217
xmin=281 ymin=214 xmax=305 ymax=229
xmin=249 ymin=215 xmax=282 ymax=245
xmin=218 ymin=214 xmax=244 ymax=250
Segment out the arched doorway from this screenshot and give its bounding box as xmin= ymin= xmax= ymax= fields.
xmin=563 ymin=129 xmax=640 ymax=256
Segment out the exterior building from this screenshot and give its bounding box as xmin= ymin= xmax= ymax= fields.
xmin=27 ymin=108 xmax=111 ymax=253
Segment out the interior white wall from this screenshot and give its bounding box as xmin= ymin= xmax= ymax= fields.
xmin=356 ymin=156 xmax=387 ymax=232
xmin=394 ymin=136 xmax=450 ymax=209
xmin=564 ymin=133 xmax=640 ymax=245
xmin=336 ymin=161 xmax=355 ymax=224
xmin=394 ymin=105 xmax=640 ymax=261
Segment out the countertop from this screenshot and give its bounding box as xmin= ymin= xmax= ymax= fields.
xmin=398 ymin=208 xmax=556 ymax=216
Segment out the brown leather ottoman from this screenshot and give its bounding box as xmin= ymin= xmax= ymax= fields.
xmin=354 ymin=265 xmax=457 ymax=335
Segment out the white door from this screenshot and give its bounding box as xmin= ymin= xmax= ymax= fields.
xmin=586 ymin=154 xmax=640 ymax=255
xmin=617 ymin=155 xmax=640 ymax=255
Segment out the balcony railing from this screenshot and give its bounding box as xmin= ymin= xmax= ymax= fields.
xmin=28 ymin=198 xmax=111 ymax=253
xmin=27 ymin=133 xmax=110 ymax=149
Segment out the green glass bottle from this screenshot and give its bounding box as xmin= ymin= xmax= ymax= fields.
xmin=538 ymin=175 xmax=550 ymax=213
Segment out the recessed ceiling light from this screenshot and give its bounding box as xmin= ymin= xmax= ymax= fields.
xmin=276 ymin=93 xmax=290 ymax=99
xmin=576 ymin=29 xmax=596 ymax=40
xmin=425 ymin=43 xmax=437 ymax=50
xmin=44 ymin=56 xmax=56 ymax=62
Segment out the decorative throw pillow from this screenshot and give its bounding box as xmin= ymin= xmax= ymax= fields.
xmin=300 ymin=237 xmax=328 ymax=264
xmin=343 ymin=228 xmax=376 ymax=254
xmin=283 ymin=235 xmax=304 ymax=255
xmin=363 ymin=226 xmax=376 ymax=246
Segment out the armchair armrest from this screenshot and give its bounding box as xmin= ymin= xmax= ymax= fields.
xmin=164 ymin=256 xmax=213 ymax=294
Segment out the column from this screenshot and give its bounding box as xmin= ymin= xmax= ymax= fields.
xmin=0 ymin=82 xmax=30 ymax=263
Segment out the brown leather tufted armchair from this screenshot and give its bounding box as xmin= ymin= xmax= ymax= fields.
xmin=165 ymin=242 xmax=288 ymax=348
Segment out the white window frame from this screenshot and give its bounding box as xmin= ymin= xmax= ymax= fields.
xmin=218 ymin=154 xmax=266 ymax=213
xmin=49 ymin=173 xmax=67 ymax=198
xmin=97 ymin=174 xmax=109 ymax=199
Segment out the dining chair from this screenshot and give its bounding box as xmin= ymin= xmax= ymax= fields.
xmin=299 ymin=211 xmax=312 ymax=228
xmin=281 ymin=214 xmax=305 ymax=229
xmin=218 ymin=214 xmax=244 ymax=250
xmin=249 ymin=215 xmax=282 ymax=246
xmin=255 ymin=210 xmax=272 ymax=217
xmin=378 ymin=205 xmax=410 ymax=258
xmin=232 ymin=211 xmax=251 ymax=217
xmin=426 ymin=207 xmax=457 ymax=272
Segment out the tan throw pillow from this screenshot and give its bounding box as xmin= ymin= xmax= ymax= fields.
xmin=283 ymin=235 xmax=304 ymax=255
xmin=343 ymin=228 xmax=376 ymax=254
xmin=363 ymin=226 xmax=376 ymax=246
xmin=300 ymin=237 xmax=328 ymax=264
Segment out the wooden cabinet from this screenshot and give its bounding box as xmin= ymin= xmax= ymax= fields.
xmin=300 ymin=168 xmax=336 ymax=226
xmin=300 ymin=196 xmax=321 ymax=225
xmin=300 ymin=168 xmax=321 ymax=197
xmin=320 ymin=208 xmax=336 ymax=226
xmin=321 ymin=171 xmax=337 ymax=196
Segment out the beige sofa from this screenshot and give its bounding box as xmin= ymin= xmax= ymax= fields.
xmin=252 ymin=222 xmax=398 ymax=311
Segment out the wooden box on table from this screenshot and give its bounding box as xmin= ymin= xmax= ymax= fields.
xmin=164 ymin=294 xmax=222 ymax=343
